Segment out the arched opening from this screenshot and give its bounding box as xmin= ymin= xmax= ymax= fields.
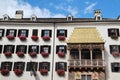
xmin=92 ymin=48 xmax=102 ymax=59
xmin=81 ymin=49 xmax=90 ymax=59
xmin=70 ymin=49 xmax=79 ymax=59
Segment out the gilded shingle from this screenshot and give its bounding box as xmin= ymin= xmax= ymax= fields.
xmin=67 ymin=28 xmax=104 ymax=43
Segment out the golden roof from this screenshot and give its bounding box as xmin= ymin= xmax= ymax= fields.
xmin=67 ymin=28 xmax=104 ymax=43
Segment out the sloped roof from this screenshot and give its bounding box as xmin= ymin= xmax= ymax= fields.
xmin=67 ymin=28 xmax=104 ymax=43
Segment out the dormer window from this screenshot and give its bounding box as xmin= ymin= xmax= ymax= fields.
xmin=108 ymin=28 xmax=119 ymax=39
xmin=3 ymin=14 xmax=10 ymax=20
xmin=67 ymin=14 xmax=73 ymax=21
xmin=94 ymin=10 xmax=102 ymax=20
xmin=31 ymin=15 xmax=37 ymax=21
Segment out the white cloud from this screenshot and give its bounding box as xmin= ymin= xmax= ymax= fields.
xmin=0 ymin=0 xmax=65 ymax=18
xmin=55 ymin=4 xmax=78 ymax=17
xmin=84 ymin=2 xmax=97 ymax=14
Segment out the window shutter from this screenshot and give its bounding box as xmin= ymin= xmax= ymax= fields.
xmin=0 ymin=45 xmax=2 ymax=53
xmin=13 ymin=62 xmax=17 ymax=70
xmin=40 ymin=46 xmax=43 ymax=53
xmin=18 ymin=30 xmax=21 ymax=36
xmin=2 ymin=29 xmax=4 ymax=37
xmin=39 ymin=62 xmax=42 ymax=70
xmin=16 ymin=45 xmax=19 ymax=53
xmin=41 ymin=30 xmax=44 ymax=37
xmin=14 ymin=29 xmax=17 ymax=36
xmin=48 ymin=62 xmax=50 ymax=71
xmin=26 ymin=30 xmax=29 ymax=37
xmin=48 ymin=46 xmax=51 ymax=53
xmin=108 ymin=29 xmax=111 ymax=36
xmin=36 ymin=45 xmax=39 ymax=53
xmin=64 ymin=45 xmax=67 ymax=53
xmin=3 ymin=45 xmax=7 ymax=53
xmin=110 ymin=45 xmax=113 ymax=53
xmin=26 ymin=62 xmax=30 ymax=71
xmin=119 ymin=45 xmax=120 ymax=53
xmin=56 ymin=46 xmax=59 ymax=53
xmin=65 ymin=30 xmax=67 ymax=37
xmin=117 ymin=29 xmax=119 ymax=36
xmin=64 ymin=62 xmax=67 ymax=71
xmin=49 ymin=30 xmax=52 ymax=37
xmin=24 ymin=45 xmax=27 ymax=53
xmin=33 ymin=29 xmax=38 ymax=36
xmin=28 ymin=45 xmax=32 ymax=53
xmin=6 ymin=29 xmax=9 ymax=36
xmin=11 ymin=45 xmax=15 ymax=53
xmin=57 ymin=30 xmax=60 ymax=37
xmin=55 ymin=62 xmax=58 ymax=71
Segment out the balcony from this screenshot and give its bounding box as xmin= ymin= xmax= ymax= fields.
xmin=68 ymin=59 xmax=105 ymax=67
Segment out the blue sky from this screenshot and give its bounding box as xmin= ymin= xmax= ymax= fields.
xmin=0 ymin=0 xmax=120 ymax=18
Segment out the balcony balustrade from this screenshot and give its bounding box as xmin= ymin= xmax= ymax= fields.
xmin=68 ymin=59 xmax=105 ymax=67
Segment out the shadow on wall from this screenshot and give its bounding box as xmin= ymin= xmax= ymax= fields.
xmin=104 ymin=48 xmax=110 ymax=80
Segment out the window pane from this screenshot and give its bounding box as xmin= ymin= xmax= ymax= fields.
xmin=9 ymin=30 xmax=14 ymax=36
xmin=81 ymin=75 xmax=86 ymax=80
xmin=87 ymin=75 xmax=91 ymax=80
xmin=21 ymin=30 xmax=26 ymax=36
xmin=44 ymin=30 xmax=49 ymax=36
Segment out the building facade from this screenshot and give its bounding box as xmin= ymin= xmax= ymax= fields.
xmin=0 ymin=10 xmax=120 ymax=80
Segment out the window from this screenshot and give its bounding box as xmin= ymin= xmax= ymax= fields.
xmin=108 ymin=28 xmax=119 ymax=39
xmin=4 ymin=45 xmax=14 ymax=53
xmin=0 ymin=29 xmax=4 ymax=37
xmin=55 ymin=62 xmax=67 ymax=71
xmin=26 ymin=62 xmax=38 ymax=71
xmin=13 ymin=62 xmax=25 ymax=70
xmin=16 ymin=45 xmax=27 ymax=53
xmin=0 ymin=45 xmax=3 ymax=54
xmin=40 ymin=45 xmax=51 ymax=53
xmin=81 ymin=75 xmax=92 ymax=80
xmin=41 ymin=29 xmax=52 ymax=37
xmin=32 ymin=29 xmax=38 ymax=36
xmin=1 ymin=62 xmax=12 ymax=71
xmin=40 ymin=45 xmax=51 ymax=57
xmin=70 ymin=49 xmax=79 ymax=59
xmin=56 ymin=45 xmax=67 ymax=53
xmin=6 ymin=29 xmax=17 ymax=37
xmin=18 ymin=29 xmax=28 ymax=37
xmin=110 ymin=45 xmax=120 ymax=56
xmin=39 ymin=62 xmax=50 ymax=71
xmin=57 ymin=29 xmax=67 ymax=37
xmin=29 ymin=45 xmax=39 ymax=53
xmin=111 ymin=62 xmax=120 ymax=72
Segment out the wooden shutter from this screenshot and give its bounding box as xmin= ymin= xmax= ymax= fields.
xmin=108 ymin=29 xmax=111 ymax=36
xmin=64 ymin=62 xmax=67 ymax=71
xmin=49 ymin=30 xmax=52 ymax=37
xmin=0 ymin=45 xmax=2 ymax=53
xmin=41 ymin=30 xmax=44 ymax=37
xmin=65 ymin=30 xmax=67 ymax=37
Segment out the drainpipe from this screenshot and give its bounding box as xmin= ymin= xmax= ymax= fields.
xmin=51 ymin=22 xmax=56 ymax=80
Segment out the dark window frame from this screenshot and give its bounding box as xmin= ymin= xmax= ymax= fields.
xmin=18 ymin=29 xmax=29 ymax=37
xmin=111 ymin=62 xmax=120 ymax=72
xmin=26 ymin=62 xmax=38 ymax=71
xmin=13 ymin=62 xmax=25 ymax=71
xmin=6 ymin=29 xmax=17 ymax=37
xmin=0 ymin=29 xmax=4 ymax=37
xmin=40 ymin=45 xmax=51 ymax=53
xmin=108 ymin=28 xmax=119 ymax=37
xmin=39 ymin=62 xmax=50 ymax=71
xmin=57 ymin=29 xmax=67 ymax=37
xmin=1 ymin=62 xmax=12 ymax=71
xmin=16 ymin=45 xmax=27 ymax=53
xmin=28 ymin=45 xmax=39 ymax=53
xmin=4 ymin=45 xmax=15 ymax=53
xmin=41 ymin=29 xmax=52 ymax=37
xmin=55 ymin=62 xmax=67 ymax=71
xmin=32 ymin=29 xmax=38 ymax=36
xmin=56 ymin=45 xmax=67 ymax=53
